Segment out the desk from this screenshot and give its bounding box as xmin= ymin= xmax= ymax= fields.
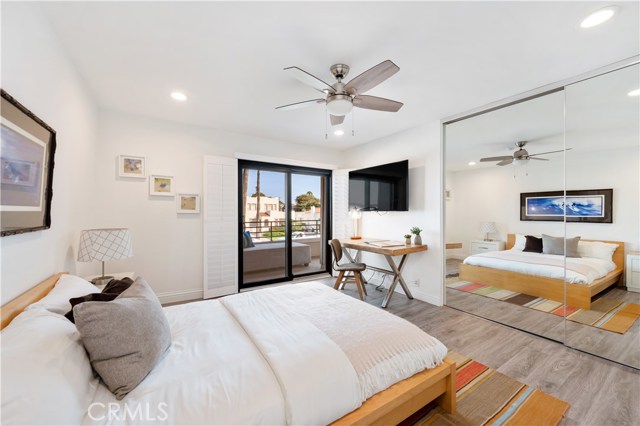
xmin=339 ymin=239 xmax=427 ymax=308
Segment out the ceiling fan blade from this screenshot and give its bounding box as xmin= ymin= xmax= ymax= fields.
xmin=480 ymin=156 xmax=513 ymax=162
xmin=529 ymin=157 xmax=550 ymax=161
xmin=284 ymin=66 xmax=336 ymax=94
xmin=353 ymin=95 xmax=403 ymax=112
xmin=275 ymin=99 xmax=325 ymax=111
xmin=528 ymin=148 xmax=572 ymax=157
xmin=330 ymin=115 xmax=345 ymax=126
xmin=344 ymin=60 xmax=400 ymax=95
xmin=497 ymin=159 xmax=513 ymax=166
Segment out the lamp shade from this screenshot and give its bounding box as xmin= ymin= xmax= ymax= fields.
xmin=77 ymin=228 xmax=133 ymax=262
xmin=479 ymin=221 xmax=498 ymax=234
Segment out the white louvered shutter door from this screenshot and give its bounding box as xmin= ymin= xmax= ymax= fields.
xmin=203 ymin=156 xmax=238 ymax=299
xmin=331 ymin=169 xmax=350 ymax=276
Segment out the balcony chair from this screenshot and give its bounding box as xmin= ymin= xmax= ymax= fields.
xmin=329 ymin=239 xmax=367 ymax=300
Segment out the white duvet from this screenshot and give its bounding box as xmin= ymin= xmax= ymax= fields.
xmin=85 ymin=282 xmax=447 ymax=425
xmin=463 ymin=249 xmax=616 ymax=284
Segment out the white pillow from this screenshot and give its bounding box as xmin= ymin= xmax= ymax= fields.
xmin=1 ymin=309 xmax=99 ymax=425
xmin=512 ymin=234 xmax=527 ymax=251
xmin=26 ymin=274 xmax=99 ymax=315
xmin=578 ymin=241 xmax=619 ymax=261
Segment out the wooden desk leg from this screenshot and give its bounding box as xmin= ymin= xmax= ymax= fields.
xmin=381 ymin=255 xmax=413 ymax=308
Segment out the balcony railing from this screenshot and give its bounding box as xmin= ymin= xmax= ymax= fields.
xmin=243 ymin=219 xmax=321 ymax=242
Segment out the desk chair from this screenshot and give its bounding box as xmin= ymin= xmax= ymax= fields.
xmin=329 ymin=239 xmax=367 ymax=300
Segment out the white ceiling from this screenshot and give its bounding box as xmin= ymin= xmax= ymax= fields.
xmin=35 ymin=1 xmax=639 ymax=149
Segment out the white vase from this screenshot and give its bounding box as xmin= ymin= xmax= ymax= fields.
xmin=414 ymin=235 xmax=422 ymax=245
xmin=405 ymin=237 xmax=411 ymax=245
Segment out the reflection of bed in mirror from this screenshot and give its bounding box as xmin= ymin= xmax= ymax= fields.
xmin=459 ymin=234 xmax=624 ymax=309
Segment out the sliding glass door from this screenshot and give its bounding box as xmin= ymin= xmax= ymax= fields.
xmin=239 ymin=161 xmax=331 ymax=288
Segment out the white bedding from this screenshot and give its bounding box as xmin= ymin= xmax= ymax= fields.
xmin=463 ymin=250 xmax=616 ymax=284
xmin=85 ymin=282 xmax=447 ymax=425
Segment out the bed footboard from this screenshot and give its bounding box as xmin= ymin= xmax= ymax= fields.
xmin=331 ymin=357 xmax=456 ymax=425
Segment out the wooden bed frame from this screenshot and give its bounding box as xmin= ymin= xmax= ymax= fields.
xmin=1 ymin=273 xmax=456 ymax=425
xmin=459 ymin=234 xmax=625 ymax=309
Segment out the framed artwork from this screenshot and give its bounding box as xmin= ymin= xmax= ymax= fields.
xmin=149 ymin=174 xmax=175 ymax=196
xmin=520 ymin=189 xmax=613 ymax=223
xmin=1 ymin=89 xmax=57 ymax=237
xmin=118 ymin=155 xmax=146 ymax=178
xmin=177 ymin=193 xmax=200 ymax=213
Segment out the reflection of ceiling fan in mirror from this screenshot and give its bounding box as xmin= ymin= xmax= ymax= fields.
xmin=480 ymin=141 xmax=570 ymax=166
xmin=275 ymin=60 xmax=403 ymax=126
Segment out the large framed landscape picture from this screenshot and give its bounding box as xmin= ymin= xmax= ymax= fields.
xmin=1 ymin=89 xmax=57 ymax=237
xmin=520 ymin=189 xmax=613 ymax=223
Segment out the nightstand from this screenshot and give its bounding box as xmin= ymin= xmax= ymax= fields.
xmin=84 ymin=271 xmax=136 ymax=290
xmin=626 ymin=252 xmax=640 ymax=293
xmin=470 ymin=240 xmax=505 ymax=255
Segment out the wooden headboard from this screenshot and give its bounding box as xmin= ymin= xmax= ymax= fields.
xmin=1 ymin=272 xmax=66 ymax=330
xmin=506 ymin=234 xmax=625 ymax=272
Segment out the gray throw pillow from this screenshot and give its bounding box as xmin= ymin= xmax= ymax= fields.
xmin=542 ymin=234 xmax=581 ymax=258
xmin=74 ymin=277 xmax=171 ymax=400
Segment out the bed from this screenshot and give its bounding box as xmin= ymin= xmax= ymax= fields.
xmin=459 ymin=234 xmax=625 ymax=309
xmin=1 ymin=273 xmax=455 ymax=426
xmin=243 ymin=241 xmax=311 ymax=273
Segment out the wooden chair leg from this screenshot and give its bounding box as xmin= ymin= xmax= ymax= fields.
xmin=354 ymin=272 xmax=364 ymax=300
xmin=360 ymin=273 xmax=368 ymax=296
xmin=334 ymin=271 xmax=345 ymax=289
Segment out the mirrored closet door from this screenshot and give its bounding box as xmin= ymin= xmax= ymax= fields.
xmin=444 ymin=90 xmax=567 ymax=342
xmin=564 ymin=63 xmax=640 ymax=368
xmin=444 ymin=59 xmax=640 ymax=369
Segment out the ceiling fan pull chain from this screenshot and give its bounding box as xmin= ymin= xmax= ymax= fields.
xmin=325 ymin=104 xmax=328 ymax=140
xmin=352 ymin=109 xmax=355 ymax=137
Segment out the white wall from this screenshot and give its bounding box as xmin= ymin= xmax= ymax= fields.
xmin=446 ymin=146 xmax=640 ymax=259
xmin=0 ymin=3 xmax=98 ymax=304
xmin=340 ymin=122 xmax=443 ymax=305
xmin=85 ymin=109 xmax=343 ymax=302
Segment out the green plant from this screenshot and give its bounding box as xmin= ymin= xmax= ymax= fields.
xmin=404 ymin=234 xmax=411 ymax=239
xmin=410 ymin=227 xmax=422 ymax=235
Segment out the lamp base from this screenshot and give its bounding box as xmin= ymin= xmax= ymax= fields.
xmin=350 ymin=236 xmax=362 ymax=240
xmin=92 ymin=275 xmax=114 ymax=287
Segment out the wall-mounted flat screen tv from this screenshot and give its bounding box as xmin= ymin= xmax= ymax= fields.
xmin=349 ymin=160 xmax=408 ymax=211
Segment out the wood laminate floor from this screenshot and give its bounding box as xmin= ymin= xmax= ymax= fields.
xmin=315 ymin=276 xmax=640 ymax=426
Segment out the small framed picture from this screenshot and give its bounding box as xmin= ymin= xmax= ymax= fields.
xmin=149 ymin=174 xmax=174 ymax=196
xmin=177 ymin=193 xmax=200 ymax=213
xmin=118 ymin=155 xmax=146 ymax=178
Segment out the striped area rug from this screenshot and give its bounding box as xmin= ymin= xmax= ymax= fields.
xmin=448 ymin=280 xmax=640 ymax=334
xmin=415 ymin=351 xmax=569 ymax=426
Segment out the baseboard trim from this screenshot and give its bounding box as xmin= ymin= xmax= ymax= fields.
xmin=411 ymin=289 xmax=443 ymax=306
xmin=158 ymin=288 xmax=203 ymax=305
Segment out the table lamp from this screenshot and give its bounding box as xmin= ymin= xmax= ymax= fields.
xmin=479 ymin=221 xmax=498 ymax=241
xmin=78 ymin=228 xmax=133 ymax=285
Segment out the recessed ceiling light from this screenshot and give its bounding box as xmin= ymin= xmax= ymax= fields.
xmin=580 ymin=6 xmax=617 ymax=29
xmin=468 ymin=161 xmax=476 ymax=166
xmin=334 ymin=129 xmax=345 ymax=136
xmin=628 ymin=88 xmax=640 ymax=97
xmin=171 ymin=91 xmax=187 ymax=102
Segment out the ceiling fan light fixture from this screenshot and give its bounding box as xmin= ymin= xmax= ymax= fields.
xmin=512 ymin=158 xmax=528 ymax=166
xmin=334 ymin=129 xmax=345 ymax=136
xmin=326 ymin=94 xmax=353 ymax=115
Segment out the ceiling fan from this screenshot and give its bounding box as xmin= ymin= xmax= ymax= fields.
xmin=480 ymin=141 xmax=570 ymax=166
xmin=276 ymin=60 xmax=403 ymax=126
